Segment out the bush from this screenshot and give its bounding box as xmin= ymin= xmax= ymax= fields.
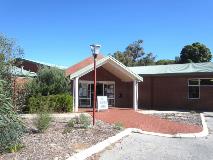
xmin=27 ymin=93 xmax=73 ymax=113
xmin=64 ymin=114 xmax=91 ymax=133
xmin=27 ymin=67 xmax=70 ymax=96
xmin=0 ymin=80 xmax=25 ymax=154
xmin=78 ymin=114 xmax=91 ymax=129
xmin=35 ymin=113 xmax=52 ymax=133
xmin=113 ymin=122 xmax=124 ymax=130
xmin=8 ymin=143 xmax=24 ymax=153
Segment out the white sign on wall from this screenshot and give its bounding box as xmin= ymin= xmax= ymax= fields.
xmin=97 ymin=96 xmax=108 ymax=111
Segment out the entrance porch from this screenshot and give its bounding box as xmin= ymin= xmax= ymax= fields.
xmin=69 ymin=56 xmax=143 ymax=112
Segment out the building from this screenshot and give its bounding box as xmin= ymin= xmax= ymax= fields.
xmin=15 ymin=58 xmax=66 ymax=73
xmin=66 ymin=55 xmax=142 ymax=112
xmin=130 ymin=63 xmax=213 ymax=111
xmin=66 ymin=55 xmax=213 ymax=111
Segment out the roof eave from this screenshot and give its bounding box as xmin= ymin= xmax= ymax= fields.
xmin=69 ymin=56 xmax=143 ymax=82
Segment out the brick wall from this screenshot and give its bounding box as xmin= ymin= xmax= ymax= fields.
xmin=80 ymin=66 xmax=133 ymax=107
xmin=139 ymin=74 xmax=213 ymax=111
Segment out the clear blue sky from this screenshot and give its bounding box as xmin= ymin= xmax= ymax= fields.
xmin=0 ymin=0 xmax=213 ymax=67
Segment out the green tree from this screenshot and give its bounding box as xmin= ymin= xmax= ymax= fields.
xmin=28 ymin=67 xmax=69 ymax=96
xmin=137 ymin=53 xmax=156 ymax=66
xmin=179 ymin=42 xmax=212 ymax=63
xmin=0 ymin=33 xmax=24 ymax=97
xmin=0 ymin=80 xmax=25 ymax=153
xmin=156 ymin=59 xmax=175 ymax=65
xmin=111 ymin=40 xmax=155 ymax=66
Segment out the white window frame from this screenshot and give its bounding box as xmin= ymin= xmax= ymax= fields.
xmin=199 ymin=78 xmax=213 ymax=86
xmin=79 ymin=80 xmax=115 ymax=107
xmin=188 ymin=79 xmax=200 ymax=99
xmin=78 ymin=82 xmax=91 ymax=107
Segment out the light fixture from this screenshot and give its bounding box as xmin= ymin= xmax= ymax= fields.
xmin=90 ymin=44 xmax=101 ymax=58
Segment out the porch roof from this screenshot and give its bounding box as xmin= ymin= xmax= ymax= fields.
xmin=67 ymin=56 xmax=143 ymax=82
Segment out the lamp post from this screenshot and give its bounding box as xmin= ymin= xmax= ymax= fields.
xmin=90 ymin=44 xmax=101 ymax=125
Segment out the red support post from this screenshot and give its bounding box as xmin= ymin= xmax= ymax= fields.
xmin=93 ymin=56 xmax=97 ymax=125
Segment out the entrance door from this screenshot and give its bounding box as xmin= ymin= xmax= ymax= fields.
xmin=91 ymin=83 xmax=103 ymax=107
xmin=79 ymin=81 xmax=115 ymax=107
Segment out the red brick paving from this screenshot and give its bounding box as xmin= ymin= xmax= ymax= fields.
xmin=80 ymin=107 xmax=202 ymax=134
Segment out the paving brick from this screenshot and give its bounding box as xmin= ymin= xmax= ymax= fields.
xmin=80 ymin=108 xmax=202 ymax=134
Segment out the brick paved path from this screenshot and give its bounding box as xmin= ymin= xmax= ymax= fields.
xmin=80 ymin=108 xmax=202 ymax=134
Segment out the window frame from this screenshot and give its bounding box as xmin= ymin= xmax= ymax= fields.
xmin=79 ymin=80 xmax=115 ymax=107
xmin=188 ymin=78 xmax=213 ymax=100
xmin=200 ymin=78 xmax=213 ymax=86
xmin=188 ymin=79 xmax=200 ymax=100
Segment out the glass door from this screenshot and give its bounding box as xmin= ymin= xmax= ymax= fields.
xmin=104 ymin=83 xmax=115 ymax=106
xmin=79 ymin=81 xmax=115 ymax=107
xmin=79 ymin=83 xmax=91 ymax=107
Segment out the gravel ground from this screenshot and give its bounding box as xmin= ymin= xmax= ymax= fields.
xmin=0 ymin=118 xmax=119 ymax=160
xmin=151 ymin=112 xmax=202 ymax=126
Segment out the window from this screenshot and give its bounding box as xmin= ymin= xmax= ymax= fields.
xmin=200 ymin=79 xmax=213 ymax=86
xmin=79 ymin=83 xmax=91 ymax=107
xmin=104 ymin=84 xmax=115 ymax=106
xmin=188 ymin=79 xmax=199 ymax=85
xmin=188 ymin=79 xmax=200 ymax=99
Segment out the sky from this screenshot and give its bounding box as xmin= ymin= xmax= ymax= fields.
xmin=0 ymin=0 xmax=213 ymax=67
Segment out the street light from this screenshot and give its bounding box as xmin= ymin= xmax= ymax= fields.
xmin=90 ymin=44 xmax=101 ymax=125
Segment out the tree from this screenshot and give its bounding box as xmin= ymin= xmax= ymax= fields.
xmin=27 ymin=67 xmax=70 ymax=96
xmin=0 ymin=79 xmax=25 ymax=153
xmin=137 ymin=52 xmax=156 ymax=66
xmin=156 ymin=59 xmax=175 ymax=65
xmin=179 ymin=42 xmax=212 ymax=63
xmin=0 ymin=33 xmax=24 ymax=97
xmin=111 ymin=40 xmax=156 ymax=66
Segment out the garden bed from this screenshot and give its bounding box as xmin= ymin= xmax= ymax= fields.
xmin=0 ymin=116 xmax=120 ymax=160
xmin=151 ymin=112 xmax=202 ymax=127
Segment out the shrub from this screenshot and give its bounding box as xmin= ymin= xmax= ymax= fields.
xmin=64 ymin=114 xmax=91 ymax=133
xmin=113 ymin=122 xmax=124 ymax=130
xmin=27 ymin=93 xmax=73 ymax=113
xmin=35 ymin=112 xmax=52 ymax=133
xmin=8 ymin=143 xmax=24 ymax=153
xmin=0 ymin=80 xmax=25 ymax=154
xmin=79 ymin=114 xmax=91 ymax=129
xmin=27 ymin=67 xmax=70 ymax=97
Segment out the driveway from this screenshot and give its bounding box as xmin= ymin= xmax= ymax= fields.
xmin=96 ymin=112 xmax=213 ymax=160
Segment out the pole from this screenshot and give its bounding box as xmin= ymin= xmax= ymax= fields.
xmin=93 ymin=56 xmax=96 ymax=125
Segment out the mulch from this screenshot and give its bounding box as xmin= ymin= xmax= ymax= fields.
xmin=0 ymin=118 xmax=119 ymax=160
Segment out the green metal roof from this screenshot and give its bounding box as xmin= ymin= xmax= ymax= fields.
xmin=128 ymin=62 xmax=213 ymax=75
xmin=11 ymin=66 xmax=37 ymax=77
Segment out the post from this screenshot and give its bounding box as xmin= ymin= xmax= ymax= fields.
xmin=93 ymin=57 xmax=97 ymax=125
xmin=74 ymin=77 xmax=79 ymax=112
xmin=133 ymin=80 xmax=138 ymax=110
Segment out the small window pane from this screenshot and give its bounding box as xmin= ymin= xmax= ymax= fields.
xmin=200 ymin=79 xmax=213 ymax=86
xmin=79 ymin=99 xmax=90 ymax=106
xmin=79 ymin=83 xmax=90 ymax=98
xmin=108 ymin=99 xmax=114 ymax=106
xmin=188 ymin=86 xmax=199 ymax=99
xmin=104 ymin=84 xmax=114 ymax=98
xmin=188 ymin=79 xmax=199 ymax=85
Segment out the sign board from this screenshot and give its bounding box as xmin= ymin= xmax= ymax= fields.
xmin=97 ymin=96 xmax=108 ymax=111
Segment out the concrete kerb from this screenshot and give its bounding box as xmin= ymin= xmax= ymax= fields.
xmin=67 ymin=113 xmax=209 ymax=160
xmin=66 ymin=128 xmax=132 ymax=160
